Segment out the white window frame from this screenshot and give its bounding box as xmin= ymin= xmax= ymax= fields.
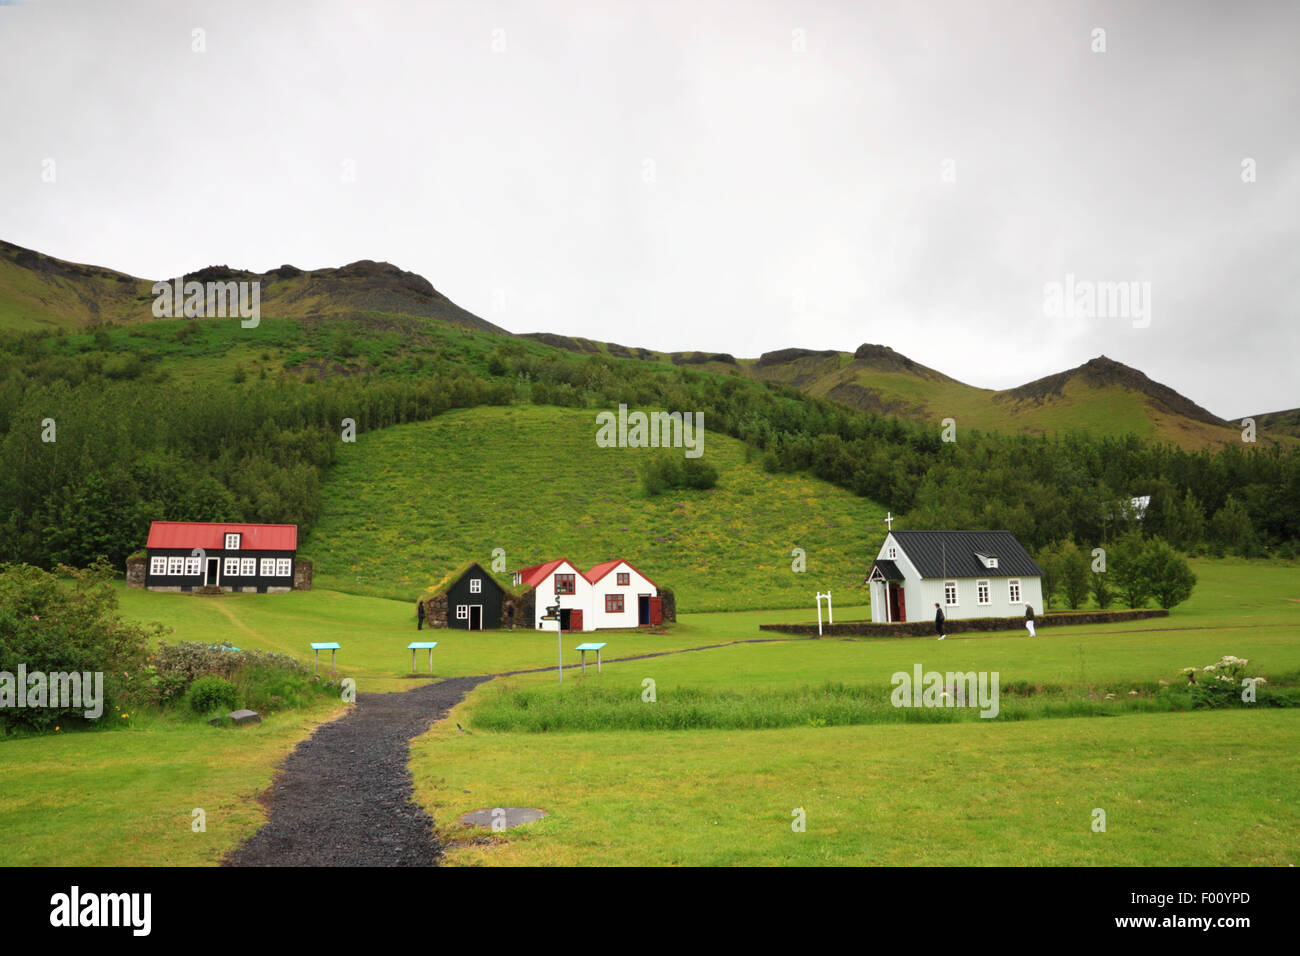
xmin=150 ymin=556 xmax=167 ymax=575
xmin=977 ymin=580 xmax=990 ymax=605
xmin=275 ymin=558 xmax=292 ymax=577
xmin=470 ymin=578 xmax=482 ymax=594
xmin=260 ymin=558 xmax=275 ymax=577
xmin=224 ymin=557 xmax=240 ymax=577
xmin=988 ymin=557 xmax=998 ymax=569
xmin=944 ymin=581 xmax=958 ymax=606
xmin=240 ymin=557 xmax=256 ymax=576
xmin=225 ymin=533 xmax=241 ymax=550
xmin=1008 ymin=579 xmax=1022 ymax=604
xmin=184 ymin=556 xmax=201 ymax=576
xmin=455 ymin=605 xmax=468 ymax=620
xmin=887 ymin=546 xmax=897 ymax=559
xmin=167 ymin=556 xmax=184 ymax=575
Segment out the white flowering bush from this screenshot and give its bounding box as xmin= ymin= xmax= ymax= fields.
xmin=1182 ymin=655 xmax=1264 ymax=708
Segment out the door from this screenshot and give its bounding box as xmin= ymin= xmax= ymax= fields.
xmin=896 ymin=586 xmax=907 ymax=623
xmin=889 ymin=585 xmax=900 ymax=623
xmin=205 ymin=558 xmax=219 ymax=586
xmin=469 ymin=605 xmax=483 ymax=630
xmin=638 ymin=595 xmax=650 ymax=625
xmin=559 ymin=608 xmax=572 ymax=631
xmin=649 ymin=596 xmax=663 ymax=625
xmin=570 ymin=609 xmax=583 ymax=632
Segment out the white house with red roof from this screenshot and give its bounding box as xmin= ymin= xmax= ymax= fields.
xmin=513 ymin=558 xmax=662 ymax=631
xmin=141 ymin=521 xmax=300 ymax=593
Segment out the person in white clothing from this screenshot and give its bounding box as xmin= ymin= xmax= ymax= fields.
xmin=1025 ymin=604 xmax=1036 ymax=637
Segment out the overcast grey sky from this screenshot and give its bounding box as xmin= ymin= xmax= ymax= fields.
xmin=1 ymin=0 xmax=1296 ymax=417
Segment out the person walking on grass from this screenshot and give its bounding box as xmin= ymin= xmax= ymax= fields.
xmin=935 ymin=602 xmax=946 ymax=641
xmin=1024 ymin=604 xmax=1036 ymax=638
xmin=417 ymin=600 xmax=426 ymax=631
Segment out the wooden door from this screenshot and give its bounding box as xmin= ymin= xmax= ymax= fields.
xmin=897 ymin=586 xmax=907 ymax=623
xmin=649 ymin=596 xmax=663 ymax=625
xmin=570 ymin=609 xmax=583 ymax=632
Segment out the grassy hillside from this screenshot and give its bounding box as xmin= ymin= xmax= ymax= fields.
xmin=304 ymin=404 xmax=885 ymax=610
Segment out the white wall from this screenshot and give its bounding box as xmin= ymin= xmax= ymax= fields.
xmin=529 ymin=561 xmax=594 ymax=629
xmin=587 ymin=562 xmax=657 ymax=630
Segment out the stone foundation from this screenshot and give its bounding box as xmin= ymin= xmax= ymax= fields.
xmin=125 ymin=555 xmax=146 ymax=588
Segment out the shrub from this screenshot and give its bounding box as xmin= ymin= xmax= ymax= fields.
xmin=150 ymin=641 xmax=246 ymax=703
xmin=187 ymin=675 xmax=239 ymax=715
xmin=0 ymin=561 xmax=156 ymax=734
xmin=639 ymin=453 xmax=719 ymax=497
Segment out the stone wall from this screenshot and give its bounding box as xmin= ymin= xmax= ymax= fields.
xmin=421 ymin=593 xmax=450 ymax=628
xmin=293 ymin=557 xmax=313 ymax=591
xmin=759 ymin=607 xmax=1170 ymax=637
xmin=659 ymin=586 xmax=677 ymax=623
xmin=125 ymin=555 xmax=146 ymax=588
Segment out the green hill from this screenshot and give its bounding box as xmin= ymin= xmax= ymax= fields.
xmin=304 ymin=404 xmax=884 ymax=611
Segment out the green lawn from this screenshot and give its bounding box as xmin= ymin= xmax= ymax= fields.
xmin=0 ymin=703 xmax=346 ymax=866
xmin=414 ymin=709 xmax=1299 ymax=866
xmin=303 ymin=404 xmax=884 ymax=610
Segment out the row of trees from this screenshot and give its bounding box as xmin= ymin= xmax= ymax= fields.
xmin=1037 ymin=535 xmax=1198 ymax=610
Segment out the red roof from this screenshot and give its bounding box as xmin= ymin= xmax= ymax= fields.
xmin=586 ymin=559 xmax=656 ymax=588
xmin=146 ymin=521 xmax=297 ymax=551
xmin=515 ymin=558 xmax=575 ymax=590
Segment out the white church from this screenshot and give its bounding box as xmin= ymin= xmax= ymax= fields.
xmin=866 ymin=524 xmax=1045 ymax=624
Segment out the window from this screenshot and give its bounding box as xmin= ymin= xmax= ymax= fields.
xmin=258 ymin=559 xmax=273 ymax=576
xmin=1008 ymin=579 xmax=1022 ymax=603
xmin=944 ymin=581 xmax=958 ymax=606
xmin=167 ymin=556 xmax=184 ymax=575
xmin=224 ymin=533 xmax=240 ymax=550
xmin=606 ymin=594 xmax=625 ymax=613
xmin=470 ymin=578 xmax=482 ymax=594
xmin=241 ymin=558 xmax=256 ymax=576
xmin=150 ymin=556 xmax=167 ymax=575
xmin=988 ymin=557 xmax=998 ymax=569
xmin=184 ymin=556 xmax=201 ymax=576
xmin=275 ymin=558 xmax=292 ymax=577
xmin=887 ymin=547 xmax=897 ymax=559
xmin=555 ymin=573 xmax=576 ymax=595
xmin=224 ymin=557 xmax=240 ymax=577
xmin=977 ymin=580 xmax=990 ymax=605
xmin=456 ymin=605 xmax=468 ymax=620
xmin=617 ymin=572 xmax=630 ymax=586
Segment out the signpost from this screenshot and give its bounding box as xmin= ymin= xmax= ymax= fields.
xmin=407 ymin=641 xmax=437 ymax=674
xmin=815 ymin=591 xmax=833 ymax=636
xmin=541 ymin=600 xmax=563 ymax=682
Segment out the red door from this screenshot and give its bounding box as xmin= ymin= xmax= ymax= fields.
xmin=896 ymin=586 xmax=907 ymax=623
xmin=649 ymin=596 xmax=663 ymax=625
xmin=569 ymin=609 xmax=583 ymax=632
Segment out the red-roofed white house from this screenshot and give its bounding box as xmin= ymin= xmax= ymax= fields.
xmin=513 ymin=558 xmax=663 ymax=631
xmin=136 ymin=521 xmax=303 ymax=593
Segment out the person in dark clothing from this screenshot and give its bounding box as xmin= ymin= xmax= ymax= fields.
xmin=1024 ymin=604 xmax=1036 ymax=638
xmin=935 ymin=602 xmax=946 ymax=641
xmin=505 ymin=600 xmax=515 ymax=630
xmin=417 ymin=600 xmax=426 ymax=631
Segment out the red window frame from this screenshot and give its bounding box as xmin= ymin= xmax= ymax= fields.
xmin=617 ymin=572 xmax=630 ymax=586
xmin=605 ymin=594 xmax=625 ymax=613
xmin=555 ymin=573 xmax=575 ymax=595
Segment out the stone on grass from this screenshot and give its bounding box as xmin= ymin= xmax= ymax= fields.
xmin=209 ymin=709 xmax=262 ymax=726
xmin=460 ymin=807 xmax=546 ymax=829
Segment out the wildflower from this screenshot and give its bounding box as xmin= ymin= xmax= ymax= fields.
xmin=1128 ymin=690 xmax=1138 ymax=696
xmin=32 ymin=615 xmax=39 ymax=621
xmin=54 ymin=726 xmax=60 ymax=732
xmin=1203 ymin=665 xmax=1217 ymax=672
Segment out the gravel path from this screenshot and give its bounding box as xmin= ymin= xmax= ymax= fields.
xmin=224 ymin=636 xmax=801 ymax=867
xmin=225 ymin=676 xmax=487 ymax=867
